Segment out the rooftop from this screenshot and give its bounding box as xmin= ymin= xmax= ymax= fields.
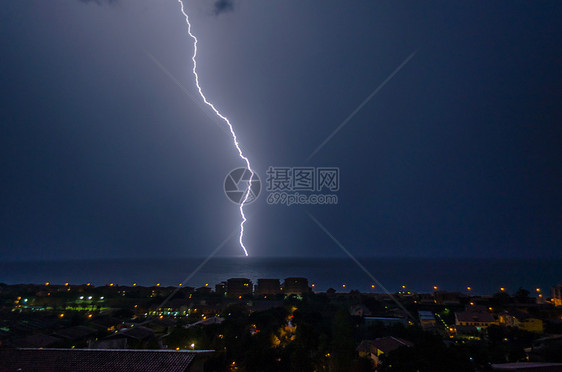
xmin=0 ymin=348 xmax=214 ymax=372
xmin=455 ymin=311 xmax=496 ymax=323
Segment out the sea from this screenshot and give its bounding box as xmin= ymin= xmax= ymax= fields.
xmin=0 ymin=257 xmax=560 ymax=295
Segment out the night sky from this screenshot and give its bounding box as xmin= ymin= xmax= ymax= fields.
xmin=1 ymin=0 xmax=561 ymax=261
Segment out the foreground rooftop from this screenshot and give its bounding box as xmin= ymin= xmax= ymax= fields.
xmin=0 ymin=348 xmax=214 ymax=372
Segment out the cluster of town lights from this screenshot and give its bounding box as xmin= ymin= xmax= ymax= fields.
xmin=35 ymin=282 xmax=550 ymax=298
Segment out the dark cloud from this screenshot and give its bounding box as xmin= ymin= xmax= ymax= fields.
xmin=214 ymin=0 xmax=234 ymax=15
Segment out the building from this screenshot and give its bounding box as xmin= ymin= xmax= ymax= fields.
xmin=357 ymin=337 xmax=413 ymax=367
xmin=215 ymin=282 xmax=226 ymax=296
xmin=455 ymin=309 xmax=498 ymax=330
xmin=363 ymin=316 xmax=408 ymax=328
xmin=255 ymin=279 xmax=282 ymax=296
xmin=499 ymin=310 xmax=544 ymax=333
xmin=12 ymin=334 xmax=61 ymax=348
xmin=551 ymin=285 xmax=562 ymax=307
xmin=527 ymin=335 xmax=562 ymax=363
xmin=283 ymin=277 xmax=310 ymax=296
xmin=91 ymin=326 xmax=158 ymax=349
xmin=52 ymin=326 xmax=97 ymax=349
xmin=418 ymin=310 xmax=436 ymax=329
xmin=349 ymin=304 xmax=371 ymax=317
xmin=434 ymin=291 xmax=466 ymax=305
xmin=518 ymin=317 xmax=544 ymax=334
xmin=226 ymin=278 xmax=252 ymax=298
xmin=184 ymin=316 xmax=224 ymax=329
xmin=195 ymin=286 xmax=212 ymax=295
xmin=491 ymin=362 xmax=562 ymax=371
xmin=0 ymin=348 xmax=213 ymax=372
xmin=453 ymin=325 xmax=480 ymax=340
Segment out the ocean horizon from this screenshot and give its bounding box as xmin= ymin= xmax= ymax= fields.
xmin=1 ymin=257 xmax=560 ymax=296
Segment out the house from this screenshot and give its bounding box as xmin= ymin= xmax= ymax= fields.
xmin=91 ymin=326 xmax=158 ymax=349
xmin=363 ymin=316 xmax=408 ymax=328
xmin=52 ymin=326 xmax=97 ymax=348
xmin=455 ymin=309 xmax=498 ymax=330
xmin=145 ymin=318 xmax=177 ymax=336
xmin=89 ymin=316 xmax=124 ymax=333
xmin=499 ymin=310 xmax=544 ymax=333
xmin=187 ymin=304 xmax=220 ymax=317
xmin=418 ymin=310 xmax=436 ymax=329
xmin=195 ymin=286 xmax=212 ymax=295
xmin=250 ymin=299 xmax=284 ymax=312
xmin=13 ymin=334 xmax=61 ymax=348
xmin=357 ymin=337 xmax=413 ymax=367
xmin=527 ymin=335 xmax=562 ymax=363
xmin=349 ymin=304 xmax=371 ymax=317
xmin=184 ymin=316 xmax=224 ymax=329
xmin=453 ymin=325 xmax=480 ymax=340
xmin=434 ymin=291 xmax=466 ymax=305
xmin=551 ymin=285 xmax=562 ymax=307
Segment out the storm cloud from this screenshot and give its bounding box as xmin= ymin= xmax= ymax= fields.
xmin=214 ymin=0 xmax=234 ymax=15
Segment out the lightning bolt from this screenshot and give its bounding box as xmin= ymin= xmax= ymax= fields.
xmin=178 ymin=0 xmax=254 ymax=256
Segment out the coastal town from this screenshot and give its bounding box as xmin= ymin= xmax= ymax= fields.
xmin=1 ymin=279 xmax=562 ymax=371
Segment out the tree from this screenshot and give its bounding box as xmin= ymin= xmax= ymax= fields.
xmin=331 ymin=309 xmax=355 ymax=372
xmin=491 ymin=292 xmax=512 ymax=309
xmin=381 ymin=334 xmax=473 ymax=372
xmin=514 ymin=287 xmax=531 ymax=303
